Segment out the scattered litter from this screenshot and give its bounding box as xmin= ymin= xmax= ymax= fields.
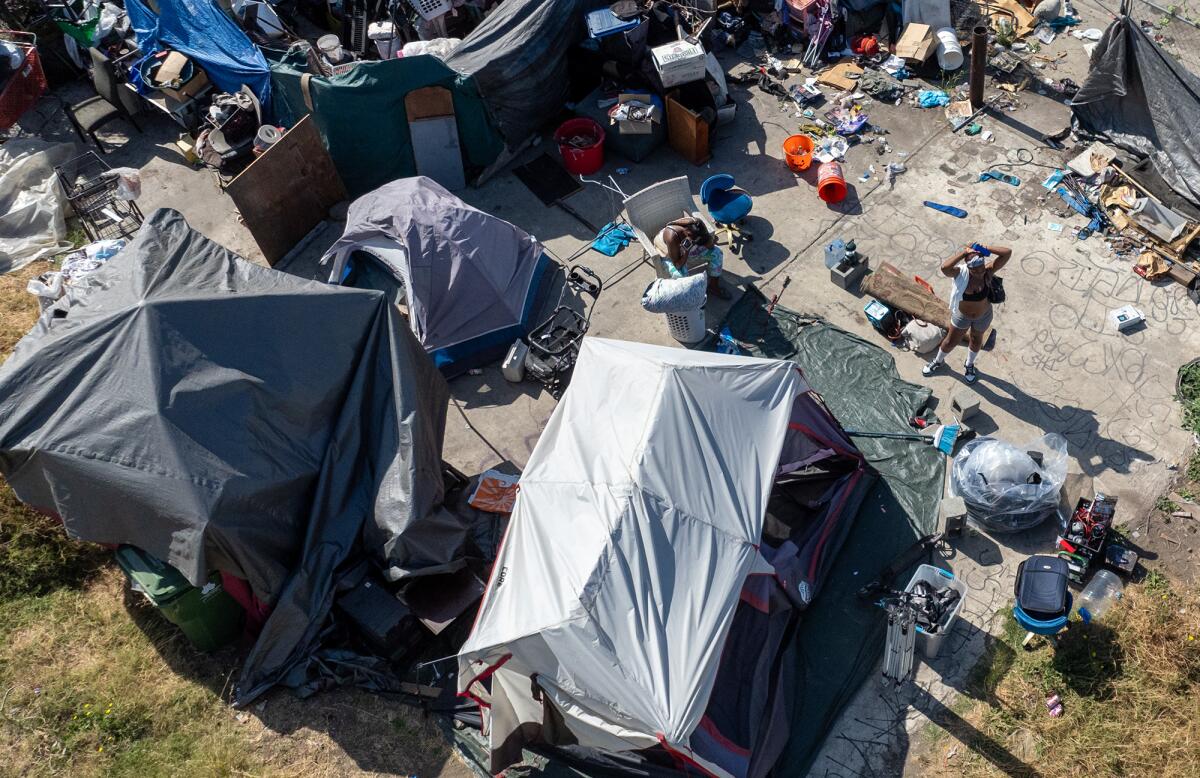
xmin=1048 ymin=222 xmax=1064 ymax=232
xmin=965 ymin=122 xmax=982 ymax=136
xmin=616 ymin=167 xmax=629 ymax=175
xmin=979 ymin=171 xmax=1020 ymax=186
xmin=923 ymin=201 xmax=968 ymax=218
xmin=1072 ymin=28 xmax=1104 ymax=40
xmin=814 ymin=136 xmax=850 ymax=163
xmin=918 ymin=89 xmax=950 ymax=108
xmin=859 ymin=165 xmax=875 ymax=182
xmin=469 ymin=469 xmax=520 ymax=513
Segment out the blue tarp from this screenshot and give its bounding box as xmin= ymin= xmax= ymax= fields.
xmin=125 ymin=0 xmax=271 ymax=109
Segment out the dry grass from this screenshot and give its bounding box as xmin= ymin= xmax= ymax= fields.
xmin=0 ymin=261 xmax=45 ymax=360
xmin=911 ymin=576 xmax=1200 ymax=777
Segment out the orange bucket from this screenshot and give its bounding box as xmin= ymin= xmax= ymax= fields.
xmin=817 ymin=161 xmax=847 ymax=203
xmin=782 ymin=134 xmax=814 ymax=172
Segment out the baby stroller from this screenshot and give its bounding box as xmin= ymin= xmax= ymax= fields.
xmin=517 ymin=265 xmax=602 ymax=399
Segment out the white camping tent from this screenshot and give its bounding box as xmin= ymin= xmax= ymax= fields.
xmin=457 ymin=338 xmax=809 ymax=776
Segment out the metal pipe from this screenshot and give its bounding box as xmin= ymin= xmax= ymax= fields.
xmin=969 ymin=25 xmax=988 ymax=110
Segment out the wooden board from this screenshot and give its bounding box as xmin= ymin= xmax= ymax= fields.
xmin=666 ymin=95 xmax=710 ymax=166
xmin=226 ymin=115 xmax=347 ymax=265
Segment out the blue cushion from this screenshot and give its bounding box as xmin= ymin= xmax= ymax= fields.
xmin=709 ymin=190 xmax=752 ymax=223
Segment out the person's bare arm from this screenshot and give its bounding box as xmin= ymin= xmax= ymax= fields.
xmin=660 ymin=229 xmax=683 ymax=266
xmin=985 ymin=245 xmax=1012 ymax=271
xmin=941 ymin=247 xmax=972 ymax=277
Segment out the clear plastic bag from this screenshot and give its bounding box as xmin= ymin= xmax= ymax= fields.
xmin=951 ymin=433 xmax=1069 ymax=533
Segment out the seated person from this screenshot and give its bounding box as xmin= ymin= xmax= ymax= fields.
xmin=652 ymin=215 xmax=729 ymax=299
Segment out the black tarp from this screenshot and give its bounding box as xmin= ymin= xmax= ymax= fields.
xmin=0 ymin=209 xmax=465 ymax=704
xmin=445 ymin=0 xmax=606 ymax=146
xmin=1071 ymin=7 xmax=1200 ymax=207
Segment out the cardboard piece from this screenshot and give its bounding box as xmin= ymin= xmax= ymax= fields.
xmin=816 ymin=60 xmax=863 ymax=91
xmin=404 ymin=86 xmax=454 ymax=120
xmin=1068 ymin=141 xmax=1117 ymax=177
xmin=154 ymin=51 xmax=209 ymax=102
xmin=895 ymin=23 xmax=936 ymax=64
xmin=611 ymin=93 xmax=662 ymax=135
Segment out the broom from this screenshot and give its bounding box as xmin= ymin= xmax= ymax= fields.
xmin=846 ymin=422 xmax=964 ymax=456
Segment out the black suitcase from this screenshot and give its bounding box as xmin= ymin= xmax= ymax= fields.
xmin=1015 ymin=555 xmax=1070 ymax=620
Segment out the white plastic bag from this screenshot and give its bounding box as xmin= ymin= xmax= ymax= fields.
xmin=903 ymin=319 xmax=945 ymax=354
xmin=951 ymin=434 xmax=1069 ymax=533
xmin=641 ymin=273 xmax=707 ymax=314
xmin=107 ymin=167 xmax=141 ymax=200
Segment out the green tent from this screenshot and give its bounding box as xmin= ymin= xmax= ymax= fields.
xmin=269 ymin=53 xmax=504 ymax=197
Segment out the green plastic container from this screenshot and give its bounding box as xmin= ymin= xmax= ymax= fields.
xmin=114 ymin=546 xmax=244 ymax=652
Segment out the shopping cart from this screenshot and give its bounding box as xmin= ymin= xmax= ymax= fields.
xmin=0 ymin=30 xmax=49 ymax=131
xmin=54 ymin=151 xmax=144 ymax=242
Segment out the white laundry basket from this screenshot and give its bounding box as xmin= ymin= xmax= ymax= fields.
xmin=665 ymin=307 xmax=705 ymax=344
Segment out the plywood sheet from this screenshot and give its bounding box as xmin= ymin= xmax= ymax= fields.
xmin=226 ymin=115 xmax=347 ymax=265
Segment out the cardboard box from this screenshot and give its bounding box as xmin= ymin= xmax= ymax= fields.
xmin=155 ymin=51 xmax=209 ymax=102
xmin=816 ymin=60 xmax=863 ymax=91
xmin=652 ymin=40 xmax=707 ymax=88
xmin=612 ymin=92 xmax=661 ymax=135
xmin=895 ymin=23 xmax=936 ymax=64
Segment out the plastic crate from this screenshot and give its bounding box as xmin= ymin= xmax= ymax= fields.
xmin=904 ymin=564 xmax=966 ymax=659
xmin=406 ymin=0 xmax=451 ymax=21
xmin=0 ymin=31 xmax=49 ymax=131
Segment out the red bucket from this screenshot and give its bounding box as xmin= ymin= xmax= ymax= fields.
xmin=817 ymin=161 xmax=847 ymax=204
xmin=554 ymin=117 xmax=605 ymax=176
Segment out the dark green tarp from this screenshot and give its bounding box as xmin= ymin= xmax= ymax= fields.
xmin=269 ymin=53 xmax=504 ymax=197
xmin=711 ymin=288 xmax=943 ymax=774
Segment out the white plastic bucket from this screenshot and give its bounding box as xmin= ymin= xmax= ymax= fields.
xmin=317 ymin=34 xmax=344 ymax=63
xmin=665 ymin=307 xmax=705 ymax=344
xmin=368 ymin=21 xmax=400 ymax=59
xmin=935 ymin=27 xmax=963 ymax=70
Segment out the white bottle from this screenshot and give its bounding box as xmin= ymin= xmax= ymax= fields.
xmin=1076 ymin=569 xmax=1124 ymax=623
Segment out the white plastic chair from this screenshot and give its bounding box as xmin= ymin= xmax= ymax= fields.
xmin=622 ymin=176 xmax=716 ymax=279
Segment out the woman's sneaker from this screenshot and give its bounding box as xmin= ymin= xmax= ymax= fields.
xmin=964 ymin=364 xmax=978 ymax=383
xmin=922 ymin=359 xmax=943 ymax=377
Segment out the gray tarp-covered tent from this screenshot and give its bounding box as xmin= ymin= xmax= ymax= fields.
xmin=0 ymin=209 xmax=465 ymax=704
xmin=1071 ymin=5 xmax=1200 ymax=207
xmin=445 ymin=0 xmax=605 ymax=146
xmin=322 ymin=177 xmax=552 ymax=377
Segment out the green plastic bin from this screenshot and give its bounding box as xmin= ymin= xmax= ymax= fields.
xmin=114 ymin=546 xmax=244 ymax=652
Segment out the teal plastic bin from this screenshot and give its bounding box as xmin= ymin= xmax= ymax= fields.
xmin=114 ymin=546 xmax=244 ymax=652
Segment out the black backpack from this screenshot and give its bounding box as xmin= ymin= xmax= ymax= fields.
xmin=988 ymin=275 xmax=1006 ymax=305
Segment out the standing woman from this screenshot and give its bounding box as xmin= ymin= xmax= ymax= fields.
xmin=922 ymin=243 xmax=1011 ymax=384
